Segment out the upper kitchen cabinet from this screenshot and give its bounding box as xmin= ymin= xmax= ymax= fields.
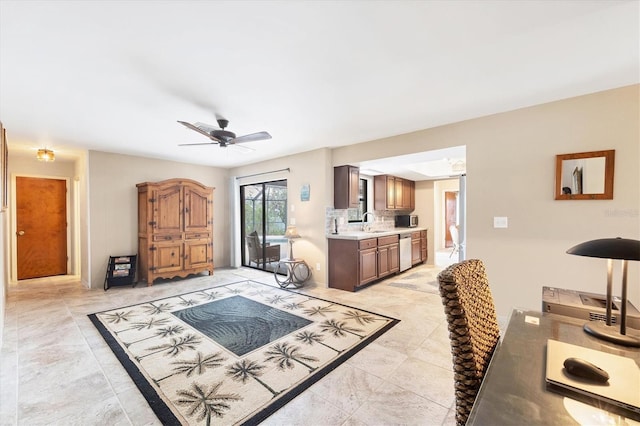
xmin=334 ymin=165 xmax=360 ymax=209
xmin=374 ymin=175 xmax=415 ymax=211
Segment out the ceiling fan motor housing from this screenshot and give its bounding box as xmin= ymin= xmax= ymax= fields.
xmin=211 ymin=129 xmax=236 ymax=142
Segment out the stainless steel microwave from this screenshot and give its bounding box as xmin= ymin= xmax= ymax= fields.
xmin=395 ymin=215 xmax=418 ymax=228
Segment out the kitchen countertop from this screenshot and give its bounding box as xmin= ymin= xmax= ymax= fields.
xmin=327 ymin=227 xmax=427 ymax=240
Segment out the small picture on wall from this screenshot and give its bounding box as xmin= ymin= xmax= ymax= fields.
xmin=300 ymin=184 xmax=310 ymax=201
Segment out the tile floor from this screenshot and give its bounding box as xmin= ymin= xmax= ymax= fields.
xmin=0 ymin=264 xmax=456 ymax=426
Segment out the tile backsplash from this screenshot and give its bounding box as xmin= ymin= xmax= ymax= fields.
xmin=325 ymin=208 xmax=396 ymax=234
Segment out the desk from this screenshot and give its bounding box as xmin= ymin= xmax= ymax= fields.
xmin=467 ymin=309 xmax=640 ymax=425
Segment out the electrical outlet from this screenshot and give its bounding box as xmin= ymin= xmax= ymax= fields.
xmin=316 ymin=262 xmax=320 ymax=271
xmin=290 ymin=218 xmax=296 ymax=225
xmin=493 ymin=217 xmax=508 ymax=228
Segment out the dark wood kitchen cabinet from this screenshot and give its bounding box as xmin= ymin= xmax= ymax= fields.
xmin=374 ymin=175 xmax=415 ymax=211
xmin=137 ymin=178 xmax=214 ymax=285
xmin=359 ymin=239 xmax=378 ymax=286
xmin=329 ymin=235 xmax=399 ymax=291
xmin=377 ymin=235 xmax=399 ymax=278
xmin=420 ymin=230 xmax=427 ymax=262
xmin=411 ymin=230 xmax=428 ymax=265
xmin=334 ymin=165 xmax=360 ymax=209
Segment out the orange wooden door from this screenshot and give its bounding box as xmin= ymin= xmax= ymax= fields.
xmin=16 ymin=177 xmax=67 ymax=279
xmin=444 ymin=191 xmax=458 ymax=248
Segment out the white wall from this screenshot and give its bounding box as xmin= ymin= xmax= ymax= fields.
xmin=86 ymin=151 xmax=229 ymax=289
xmin=413 ymin=180 xmax=435 ymax=263
xmin=333 ymin=85 xmax=639 ymax=318
xmin=229 ymin=148 xmax=333 ymax=286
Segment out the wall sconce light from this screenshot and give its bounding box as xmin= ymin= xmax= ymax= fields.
xmin=567 ymin=237 xmax=640 ymax=347
xmin=36 ymin=148 xmax=55 ymax=162
xmin=284 ymin=225 xmax=301 ymax=260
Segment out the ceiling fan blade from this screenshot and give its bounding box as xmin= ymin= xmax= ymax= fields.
xmin=178 ymin=142 xmax=219 ymax=146
xmin=231 ymin=131 xmax=272 ymax=144
xmin=193 ymin=121 xmax=220 ymax=133
xmin=228 ymin=143 xmax=255 ymax=153
xmin=177 ymin=120 xmax=215 ymax=138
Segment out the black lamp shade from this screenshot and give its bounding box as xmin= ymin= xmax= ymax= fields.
xmin=566 ymin=238 xmax=640 ymax=261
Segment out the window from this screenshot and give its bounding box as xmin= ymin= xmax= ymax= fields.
xmin=348 ymin=178 xmax=368 ymax=222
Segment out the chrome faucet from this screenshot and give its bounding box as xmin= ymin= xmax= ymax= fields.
xmin=362 ymin=211 xmax=376 ymax=232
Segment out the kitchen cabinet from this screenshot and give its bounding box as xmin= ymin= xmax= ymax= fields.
xmin=328 ymin=235 xmax=399 ymax=291
xmin=411 ymin=230 xmax=428 ymax=265
xmin=137 ymin=178 xmax=214 ymax=285
xmin=334 ymin=165 xmax=360 ymax=209
xmin=377 ymin=235 xmax=399 ymax=278
xmin=359 ymin=239 xmax=378 ymax=286
xmin=374 ymin=175 xmax=415 ymax=211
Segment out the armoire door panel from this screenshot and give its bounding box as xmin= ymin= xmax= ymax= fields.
xmin=154 ymin=185 xmax=183 ymax=234
xmin=152 ymin=243 xmax=184 ymax=273
xmin=184 ymin=186 xmax=211 ymax=233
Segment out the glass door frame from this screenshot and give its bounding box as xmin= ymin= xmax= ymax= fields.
xmin=240 ymin=179 xmax=287 ymax=272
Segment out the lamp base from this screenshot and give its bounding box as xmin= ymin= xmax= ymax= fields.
xmin=583 ymin=321 xmax=640 ymax=347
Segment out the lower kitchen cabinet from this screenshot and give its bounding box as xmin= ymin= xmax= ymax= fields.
xmin=329 ymin=235 xmax=399 ymax=292
xmin=411 ymin=231 xmax=428 ymax=265
xmin=377 ymin=235 xmax=399 ymax=278
xmin=359 ymin=240 xmax=378 ymax=286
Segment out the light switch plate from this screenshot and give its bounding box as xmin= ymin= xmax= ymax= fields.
xmin=493 ymin=216 xmax=508 ymax=228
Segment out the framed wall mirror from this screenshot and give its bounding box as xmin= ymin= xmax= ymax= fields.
xmin=555 ymin=150 xmax=615 ymax=200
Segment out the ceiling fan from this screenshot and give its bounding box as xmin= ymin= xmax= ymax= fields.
xmin=177 ymin=118 xmax=271 ymax=148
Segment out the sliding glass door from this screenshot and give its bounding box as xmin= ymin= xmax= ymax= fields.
xmin=240 ymin=180 xmax=287 ymax=272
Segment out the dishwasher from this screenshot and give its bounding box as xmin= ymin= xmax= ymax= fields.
xmin=399 ymin=233 xmax=412 ymax=272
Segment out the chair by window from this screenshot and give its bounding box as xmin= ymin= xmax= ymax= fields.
xmin=449 ymin=224 xmax=460 ymax=258
xmin=437 ymin=259 xmax=500 ymax=426
xmin=246 ymin=231 xmax=280 ymax=268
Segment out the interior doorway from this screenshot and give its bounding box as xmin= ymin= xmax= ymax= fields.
xmin=240 ymin=180 xmax=287 ymax=272
xmin=444 ymin=191 xmax=458 ymax=248
xmin=16 ymin=176 xmax=68 ymax=279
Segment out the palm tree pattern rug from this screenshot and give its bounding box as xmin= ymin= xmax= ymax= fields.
xmin=89 ymin=280 xmax=399 ymax=425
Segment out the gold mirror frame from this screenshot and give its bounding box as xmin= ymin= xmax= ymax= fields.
xmin=555 ymin=150 xmax=615 ymax=200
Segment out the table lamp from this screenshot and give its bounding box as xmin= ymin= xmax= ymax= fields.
xmin=567 ymin=237 xmax=640 ymax=347
xmin=284 ymin=226 xmax=301 ymax=260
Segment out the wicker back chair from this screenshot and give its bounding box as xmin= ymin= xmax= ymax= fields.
xmin=437 ymin=259 xmax=500 ymax=426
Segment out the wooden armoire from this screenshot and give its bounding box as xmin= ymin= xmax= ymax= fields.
xmin=137 ymin=178 xmax=214 ymax=285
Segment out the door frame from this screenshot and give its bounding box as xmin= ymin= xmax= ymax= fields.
xmin=10 ymin=173 xmax=73 ymax=283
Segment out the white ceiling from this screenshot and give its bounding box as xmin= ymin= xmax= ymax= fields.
xmin=1 ymin=1 xmax=638 ymax=177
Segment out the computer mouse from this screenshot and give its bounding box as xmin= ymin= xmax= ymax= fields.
xmin=563 ymin=357 xmax=610 ymax=383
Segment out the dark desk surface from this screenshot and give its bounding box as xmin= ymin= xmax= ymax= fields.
xmin=467 ymin=309 xmax=640 ymax=425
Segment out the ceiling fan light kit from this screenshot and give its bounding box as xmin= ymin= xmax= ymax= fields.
xmin=178 ymin=117 xmax=271 ymax=149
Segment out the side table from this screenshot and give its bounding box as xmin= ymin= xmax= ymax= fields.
xmin=274 ymin=258 xmax=311 ymax=288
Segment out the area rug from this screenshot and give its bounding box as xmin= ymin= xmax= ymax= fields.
xmin=89 ymin=280 xmax=399 ymax=425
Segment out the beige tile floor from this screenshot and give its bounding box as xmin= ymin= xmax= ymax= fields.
xmin=0 ymin=264 xmax=456 ymax=426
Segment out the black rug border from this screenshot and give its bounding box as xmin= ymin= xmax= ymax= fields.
xmin=88 ymin=279 xmax=400 ymax=425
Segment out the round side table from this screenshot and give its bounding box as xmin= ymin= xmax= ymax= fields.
xmin=274 ymin=259 xmax=311 ymax=288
